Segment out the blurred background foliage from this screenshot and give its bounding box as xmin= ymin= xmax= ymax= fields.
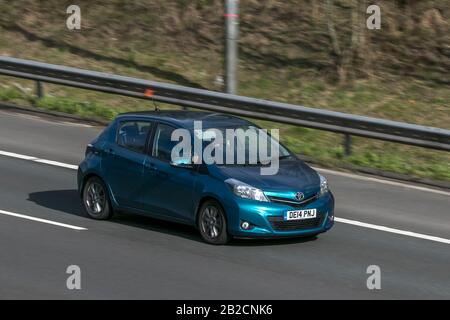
xmin=1 ymin=0 xmax=448 ymax=84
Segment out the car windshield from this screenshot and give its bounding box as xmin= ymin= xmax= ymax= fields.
xmin=193 ymin=125 xmax=292 ymax=166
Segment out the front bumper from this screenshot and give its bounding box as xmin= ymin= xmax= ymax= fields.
xmin=226 ymin=192 xmax=334 ymax=238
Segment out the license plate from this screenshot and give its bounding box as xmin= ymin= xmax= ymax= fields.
xmin=284 ymin=209 xmax=317 ymax=221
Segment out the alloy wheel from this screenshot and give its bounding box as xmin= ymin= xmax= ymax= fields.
xmin=200 ymin=205 xmax=223 ymax=240
xmin=85 ymin=182 xmax=106 ymax=216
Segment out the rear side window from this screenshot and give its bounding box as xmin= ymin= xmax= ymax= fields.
xmin=116 ymin=121 xmax=152 ymax=153
xmin=152 ymin=123 xmax=177 ymax=162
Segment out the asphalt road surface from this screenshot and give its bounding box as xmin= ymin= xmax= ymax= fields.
xmin=0 ymin=109 xmax=449 ymax=299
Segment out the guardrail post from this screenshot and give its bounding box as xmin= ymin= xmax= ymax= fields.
xmin=344 ymin=134 xmax=352 ymax=156
xmin=36 ymin=81 xmax=44 ymax=99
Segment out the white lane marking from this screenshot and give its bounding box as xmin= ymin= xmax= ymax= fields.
xmin=0 ymin=110 xmax=93 ymax=128
xmin=313 ymin=167 xmax=450 ymax=197
xmin=0 ymin=209 xmax=87 ymax=231
xmin=60 ymin=121 xmax=93 ymax=128
xmin=0 ymin=149 xmax=448 ymax=196
xmin=335 ymin=217 xmax=450 ymax=245
xmin=33 ymin=158 xmax=78 ymax=170
xmin=0 ymin=150 xmax=78 ymax=170
xmin=0 ymin=149 xmax=449 ymax=243
xmin=0 ymin=150 xmax=36 ymax=161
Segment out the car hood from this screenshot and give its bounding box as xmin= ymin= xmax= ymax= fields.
xmin=216 ymin=158 xmax=320 ymax=194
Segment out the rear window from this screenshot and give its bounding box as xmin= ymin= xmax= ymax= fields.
xmin=116 ymin=121 xmax=152 ymax=153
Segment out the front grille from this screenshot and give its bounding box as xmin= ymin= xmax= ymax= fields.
xmin=267 ymin=193 xmax=319 ymax=208
xmin=268 ymin=215 xmax=324 ymax=232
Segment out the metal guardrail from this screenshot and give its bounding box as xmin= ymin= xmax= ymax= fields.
xmin=0 ymin=56 xmax=449 ymax=152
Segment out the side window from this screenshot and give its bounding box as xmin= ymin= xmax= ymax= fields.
xmin=117 ymin=121 xmax=152 ymax=153
xmin=152 ymin=123 xmax=177 ymax=162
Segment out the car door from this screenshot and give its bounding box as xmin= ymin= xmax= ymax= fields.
xmin=141 ymin=122 xmax=197 ymax=222
xmin=102 ymin=119 xmax=152 ymax=209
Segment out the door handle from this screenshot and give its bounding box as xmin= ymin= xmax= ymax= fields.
xmin=105 ymin=148 xmax=115 ymax=156
xmin=145 ymin=162 xmax=157 ymax=171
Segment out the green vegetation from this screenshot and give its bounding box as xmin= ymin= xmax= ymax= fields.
xmin=35 ymin=97 xmax=118 ymax=120
xmin=0 ymin=0 xmax=448 ymax=182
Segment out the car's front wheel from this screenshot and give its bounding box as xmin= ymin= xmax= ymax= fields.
xmin=83 ymin=176 xmax=113 ymax=220
xmin=197 ymin=200 xmax=230 ymax=245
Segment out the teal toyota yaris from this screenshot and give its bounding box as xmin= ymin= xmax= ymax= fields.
xmin=77 ymin=111 xmax=334 ymax=244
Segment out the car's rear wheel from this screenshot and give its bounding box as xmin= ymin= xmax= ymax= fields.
xmin=197 ymin=200 xmax=230 ymax=245
xmin=83 ymin=176 xmax=113 ymax=220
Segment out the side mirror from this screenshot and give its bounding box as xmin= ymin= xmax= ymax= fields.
xmin=170 ymin=158 xmax=194 ymax=170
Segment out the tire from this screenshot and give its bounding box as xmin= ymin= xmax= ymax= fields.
xmin=197 ymin=199 xmax=230 ymax=245
xmin=82 ymin=176 xmax=113 ymax=220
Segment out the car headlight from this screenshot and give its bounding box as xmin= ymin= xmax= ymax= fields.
xmin=319 ymin=174 xmax=329 ymax=196
xmin=225 ymin=178 xmax=269 ymax=202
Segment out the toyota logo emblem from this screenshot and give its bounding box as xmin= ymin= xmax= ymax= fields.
xmin=295 ymin=192 xmax=304 ymax=201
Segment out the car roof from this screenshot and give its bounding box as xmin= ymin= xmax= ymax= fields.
xmin=116 ymin=110 xmax=253 ymax=129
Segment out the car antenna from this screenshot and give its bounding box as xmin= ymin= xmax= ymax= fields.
xmin=152 ymin=98 xmax=160 ymax=112
xmin=144 ymin=88 xmax=159 ymax=112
